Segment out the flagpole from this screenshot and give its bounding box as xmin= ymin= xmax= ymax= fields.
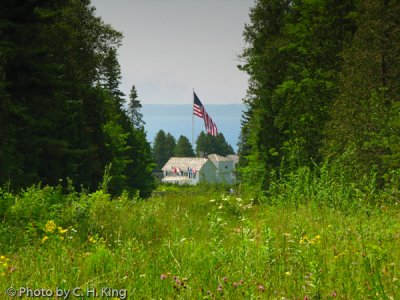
xmin=192 ymin=88 xmax=195 ymax=151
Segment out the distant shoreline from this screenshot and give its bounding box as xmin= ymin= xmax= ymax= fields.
xmin=141 ymin=104 xmax=244 ymax=151
xmin=142 ymin=103 xmax=244 ymax=106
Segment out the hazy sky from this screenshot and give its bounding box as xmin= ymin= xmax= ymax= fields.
xmin=91 ymin=0 xmax=254 ymax=104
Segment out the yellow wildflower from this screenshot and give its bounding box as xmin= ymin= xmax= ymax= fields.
xmin=310 ymin=234 xmax=321 ymax=245
xmin=41 ymin=236 xmax=49 ymax=244
xmin=0 ymin=255 xmax=5 ymax=261
xmin=299 ymin=236 xmax=308 ymax=244
xmin=88 ymin=236 xmax=97 ymax=244
xmin=58 ymin=227 xmax=68 ymax=234
xmin=45 ymin=220 xmax=57 ymax=233
xmin=285 ymin=271 xmax=291 ymax=276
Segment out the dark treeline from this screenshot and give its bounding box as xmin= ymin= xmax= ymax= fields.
xmin=0 ymin=0 xmax=155 ymax=197
xmin=151 ymin=130 xmax=234 ymax=171
xmin=195 ymin=131 xmax=234 ymax=158
xmin=239 ymin=0 xmax=400 ymax=193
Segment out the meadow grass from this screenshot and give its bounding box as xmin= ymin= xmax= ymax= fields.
xmin=0 ymin=182 xmax=399 ymax=299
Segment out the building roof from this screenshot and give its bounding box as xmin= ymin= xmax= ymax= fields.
xmin=162 ymin=157 xmax=209 ymax=171
xmin=207 ymin=154 xmax=230 ymax=162
xmin=226 ymin=154 xmax=239 ymax=164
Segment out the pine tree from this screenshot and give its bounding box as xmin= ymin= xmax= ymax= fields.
xmin=174 ymin=136 xmax=195 ymax=157
xmin=195 ymin=132 xmax=234 ymax=157
xmin=323 ymin=0 xmax=400 ymax=184
xmin=0 ymin=0 xmax=156 ymax=196
xmin=238 ymin=0 xmax=356 ymax=191
xmin=0 ymin=0 xmax=70 ymax=187
xmin=128 ymin=85 xmax=144 ymax=128
xmin=125 ymin=124 xmax=155 ymax=198
xmin=152 ymin=130 xmax=176 ymax=171
xmin=238 ymin=0 xmax=292 ymax=190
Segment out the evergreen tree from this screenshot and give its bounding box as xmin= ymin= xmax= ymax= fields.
xmin=152 ymin=130 xmax=176 ymax=171
xmin=128 ymin=85 xmax=144 ymax=128
xmin=174 ymin=136 xmax=195 ymax=157
xmin=238 ymin=0 xmax=292 ymax=190
xmin=0 ymin=0 xmax=155 ymax=196
xmin=195 ymin=131 xmax=209 ymax=157
xmin=238 ymin=0 xmax=355 ymax=191
xmin=214 ymin=133 xmax=235 ymax=157
xmin=273 ymin=0 xmax=355 ymax=170
xmin=323 ymin=0 xmax=400 ymax=184
xmin=0 ymin=0 xmax=70 ymax=187
xmin=195 ymin=131 xmax=234 ymax=157
xmin=99 ymin=48 xmax=124 ymax=101
xmin=42 ymin=0 xmax=123 ymax=190
xmin=125 ymin=124 xmax=155 ymax=198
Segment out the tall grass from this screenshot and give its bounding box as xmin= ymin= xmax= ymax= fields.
xmin=260 ymin=162 xmax=400 ymax=210
xmin=0 ymin=173 xmax=399 ymax=299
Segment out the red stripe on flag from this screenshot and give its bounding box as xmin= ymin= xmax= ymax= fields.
xmin=193 ymin=104 xmax=203 ymax=118
xmin=193 ymin=92 xmax=218 ymax=136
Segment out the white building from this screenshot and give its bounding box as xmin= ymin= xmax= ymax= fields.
xmin=207 ymin=154 xmax=236 ymax=184
xmin=161 ymin=154 xmax=237 ymax=185
xmin=226 ymin=154 xmax=239 ymax=167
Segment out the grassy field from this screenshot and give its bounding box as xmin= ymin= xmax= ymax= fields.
xmin=0 ymin=182 xmax=400 ymax=299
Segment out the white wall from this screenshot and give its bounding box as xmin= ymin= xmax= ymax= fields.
xmin=214 ymin=161 xmax=235 ymax=184
xmin=198 ymin=161 xmax=217 ymax=183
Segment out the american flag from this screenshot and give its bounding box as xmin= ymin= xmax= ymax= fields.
xmin=193 ymin=92 xmax=218 ymax=136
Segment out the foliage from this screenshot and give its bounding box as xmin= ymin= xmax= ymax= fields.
xmin=322 ymin=0 xmax=400 ymax=184
xmin=238 ymin=0 xmax=400 ymax=194
xmin=196 ymin=131 xmax=234 ymax=157
xmin=173 ymin=135 xmax=195 ymax=157
xmin=127 ymin=84 xmax=144 ymax=128
xmin=0 ymin=0 xmax=154 ymax=196
xmin=152 ymin=130 xmax=176 ymax=171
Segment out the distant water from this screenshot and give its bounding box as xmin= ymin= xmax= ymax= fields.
xmin=142 ymin=104 xmax=245 ymax=152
